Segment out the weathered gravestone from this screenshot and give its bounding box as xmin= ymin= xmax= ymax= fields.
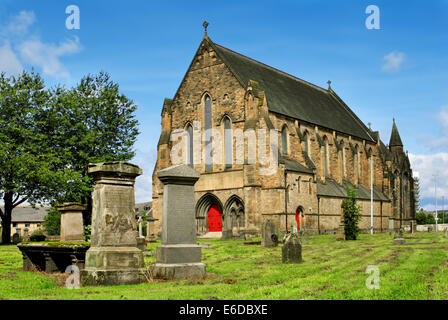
xmin=335 ymin=222 xmax=345 ymax=241
xmin=261 ymin=219 xmax=278 ymax=248
xmin=58 ymin=202 xmax=85 ymax=241
xmin=81 ymin=162 xmax=146 ymax=286
xmin=388 ymin=218 xmax=395 ymax=235
xmin=150 ymin=165 xmax=206 ymax=279
xmin=393 ymin=227 xmax=406 ymax=245
xmin=282 ymin=233 xmax=302 ymax=263
xmin=444 ymin=227 xmax=447 ymax=238
xmin=145 ymin=217 xmax=158 ymax=242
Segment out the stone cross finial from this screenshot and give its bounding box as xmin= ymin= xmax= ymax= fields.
xmin=368 ymin=122 xmax=372 ymax=130
xmin=203 ymin=21 xmax=209 ymax=36
xmin=327 ymin=80 xmax=331 ymax=90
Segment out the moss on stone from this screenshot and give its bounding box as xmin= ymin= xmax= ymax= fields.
xmin=19 ymin=241 xmax=90 ymax=248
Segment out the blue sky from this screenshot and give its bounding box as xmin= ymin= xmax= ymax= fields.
xmin=1 ymin=0 xmax=448 ymax=210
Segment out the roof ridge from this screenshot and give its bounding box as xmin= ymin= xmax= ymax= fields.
xmin=212 ymin=42 xmax=329 ymax=93
xmin=327 ymin=89 xmax=375 ymax=142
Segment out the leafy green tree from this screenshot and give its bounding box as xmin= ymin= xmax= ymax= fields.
xmin=416 ymin=211 xmax=427 ymax=225
xmin=426 ymin=213 xmax=435 ymax=224
xmin=0 ymin=71 xmax=80 ymax=244
xmin=43 ymin=207 xmax=62 ymax=236
xmin=50 ymin=72 xmax=140 ymax=223
xmin=342 ymin=188 xmax=362 ymax=240
xmin=0 ymin=71 xmax=139 ymax=243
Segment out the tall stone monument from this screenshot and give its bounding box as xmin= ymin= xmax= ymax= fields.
xmin=151 ymin=165 xmax=206 ymax=279
xmin=81 ymin=161 xmax=146 ymax=286
xmin=58 ymin=202 xmax=85 ymax=241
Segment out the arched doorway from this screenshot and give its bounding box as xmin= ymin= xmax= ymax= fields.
xmin=208 ymin=204 xmax=222 ymax=232
xmin=196 ymin=193 xmax=223 ymax=234
xmin=223 ymin=195 xmax=245 ymax=237
xmin=296 ymin=207 xmax=304 ymax=230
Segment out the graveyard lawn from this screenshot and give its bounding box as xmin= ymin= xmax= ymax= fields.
xmin=0 ymin=233 xmax=447 ymax=300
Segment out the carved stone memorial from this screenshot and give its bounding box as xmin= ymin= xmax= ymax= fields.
xmin=81 ymin=161 xmax=146 ymax=286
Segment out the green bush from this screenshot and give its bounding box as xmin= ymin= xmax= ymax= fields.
xmin=426 ymin=213 xmax=435 ymax=225
xmin=342 ymin=188 xmax=362 ymax=240
xmin=43 ymin=207 xmax=61 ymax=236
xmin=416 ymin=211 xmax=427 ymax=225
xmin=29 ymin=229 xmax=46 ymax=242
xmin=83 ymin=225 xmax=91 ymax=242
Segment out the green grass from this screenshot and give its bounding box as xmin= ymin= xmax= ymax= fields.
xmin=1 ymin=232 xmax=447 ymax=300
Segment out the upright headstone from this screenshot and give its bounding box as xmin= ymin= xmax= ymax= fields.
xmin=145 ymin=217 xmax=158 ymax=242
xmin=388 ymin=217 xmax=395 ymax=235
xmin=81 ymin=161 xmax=145 ymax=286
xmin=444 ymin=227 xmax=447 ymax=238
xmin=261 ymin=219 xmax=278 ymax=248
xmin=335 ymin=222 xmax=345 ymax=241
xmin=150 ymin=165 xmax=206 ymax=279
xmin=282 ymin=233 xmax=302 ymax=263
xmin=58 ymin=202 xmax=85 ymax=241
xmin=393 ymin=227 xmax=406 ymax=245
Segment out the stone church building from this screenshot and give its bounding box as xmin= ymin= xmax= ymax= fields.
xmin=152 ymin=26 xmax=415 ymax=237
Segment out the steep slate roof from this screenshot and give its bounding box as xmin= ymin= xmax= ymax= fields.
xmin=208 ymin=39 xmax=375 ymax=142
xmin=279 ymin=155 xmax=314 ymax=174
xmin=317 ymin=179 xmax=389 ymax=201
xmin=0 ymin=206 xmax=49 ymax=223
xmin=389 ymin=119 xmax=403 ymax=147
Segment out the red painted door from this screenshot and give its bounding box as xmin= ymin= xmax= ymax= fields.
xmin=295 ymin=210 xmax=301 ymax=230
xmin=208 ymin=204 xmax=222 ymax=232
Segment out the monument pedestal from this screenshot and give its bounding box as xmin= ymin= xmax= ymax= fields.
xmin=81 ymin=247 xmax=146 ymax=285
xmin=151 ymin=263 xmax=206 ymax=279
xmin=80 ymin=162 xmax=145 ymax=286
xmin=150 ymin=165 xmax=206 ymax=280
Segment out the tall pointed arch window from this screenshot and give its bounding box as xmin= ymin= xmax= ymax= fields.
xmin=340 ymin=140 xmax=345 ymax=179
xmin=186 ymin=124 xmax=193 ymax=167
xmin=281 ymin=126 xmax=288 ymax=155
xmin=204 ymin=95 xmax=212 ymax=171
xmin=354 ymin=145 xmax=359 ymax=182
xmin=323 ymin=137 xmax=329 ymax=176
xmin=224 ymin=117 xmax=232 ymax=169
xmin=303 ymin=132 xmax=309 ymax=155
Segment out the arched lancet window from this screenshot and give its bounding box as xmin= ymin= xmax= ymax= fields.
xmin=303 ymin=131 xmax=309 ymax=155
xmin=204 ymin=95 xmax=212 ymax=171
xmin=281 ymin=126 xmax=288 ymax=155
xmin=323 ymin=137 xmax=329 ymax=176
xmin=340 ymin=140 xmax=345 ymax=179
xmin=186 ymin=124 xmax=193 ymax=167
xmin=354 ymin=145 xmax=359 ymax=182
xmin=224 ymin=117 xmax=232 ymax=169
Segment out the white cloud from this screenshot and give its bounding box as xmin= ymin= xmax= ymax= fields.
xmin=0 ymin=10 xmax=81 ymax=78
xmin=18 ymin=36 xmax=82 ymax=78
xmin=409 ymin=152 xmax=448 ymax=210
xmin=382 ymin=51 xmax=405 ymax=72
xmin=426 ymin=105 xmax=448 ymax=150
xmin=0 ymin=42 xmax=23 ymax=75
xmin=3 ymin=10 xmax=36 ymax=36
